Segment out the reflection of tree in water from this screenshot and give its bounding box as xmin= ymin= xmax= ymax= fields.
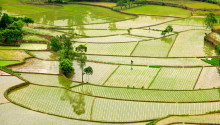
xmin=108 ymin=22 xmax=117 ymax=31
xmin=28 ymin=10 xmax=89 ymax=26
xmin=60 ymin=89 xmax=86 ymax=115
xmin=161 ymin=36 xmax=174 ymax=44
xmin=59 ymin=75 xmax=90 ymax=116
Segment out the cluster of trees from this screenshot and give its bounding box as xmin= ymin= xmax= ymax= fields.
xmin=195 ymin=0 xmax=219 ymax=4
xmin=0 ymin=13 xmax=34 ymax=44
xmin=161 ymin=25 xmax=173 ymax=36
xmin=117 ymin=0 xmax=137 ymax=9
xmin=50 ymin=33 xmax=93 ymax=83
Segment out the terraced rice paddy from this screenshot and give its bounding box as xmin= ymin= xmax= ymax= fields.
xmin=0 ymin=50 xmax=30 ymax=61
xmin=20 ymin=73 xmax=79 ymax=87
xmin=132 ymin=35 xmax=177 ymax=57
xmin=30 ymin=51 xmax=58 ymax=60
xmin=148 ymin=67 xmax=202 ymax=90
xmin=104 ymin=65 xmax=160 ymax=88
xmin=70 ymin=61 xmax=118 ymax=84
xmin=0 ymin=43 xmax=48 ymax=50
xmin=1 ymin=0 xmax=220 ymax=124
xmin=9 ymin=58 xmax=59 ymax=74
xmin=124 ymin=5 xmax=191 ymax=17
xmin=85 ymin=42 xmax=137 ymax=55
xmin=168 ymin=30 xmax=219 ymax=57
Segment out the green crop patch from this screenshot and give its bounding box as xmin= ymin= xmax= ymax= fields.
xmin=0 ymin=60 xmax=21 ymax=66
xmin=0 ymin=43 xmax=48 ymax=50
xmin=201 ymin=57 xmax=220 ymax=65
xmin=124 ymin=5 xmax=191 ymax=17
xmin=0 ymin=50 xmax=30 ymax=61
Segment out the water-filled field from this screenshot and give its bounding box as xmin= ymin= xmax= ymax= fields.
xmin=1 ymin=0 xmax=220 ymax=124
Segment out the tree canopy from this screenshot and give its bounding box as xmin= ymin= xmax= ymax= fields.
xmin=205 ymin=12 xmax=217 ymax=30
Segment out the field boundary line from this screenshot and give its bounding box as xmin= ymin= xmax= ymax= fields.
xmin=130 ymin=41 xmax=140 ymax=56
xmin=102 ymin=65 xmax=120 ymax=85
xmin=193 ymin=67 xmax=204 ymax=90
xmin=147 ymin=67 xmax=162 ymax=89
xmin=166 ymin=33 xmax=179 ymax=57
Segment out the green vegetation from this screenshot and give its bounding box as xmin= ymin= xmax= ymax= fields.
xmin=0 ymin=60 xmax=21 ymax=66
xmin=75 ymin=44 xmax=88 ymax=83
xmin=205 ymin=12 xmax=217 ymax=30
xmin=185 ymin=2 xmax=220 ymax=9
xmin=201 ymin=57 xmax=220 ymax=65
xmin=0 ymin=50 xmax=30 ymax=61
xmin=0 ymin=43 xmax=48 ymax=50
xmin=124 ymin=5 xmax=191 ymax=17
xmin=23 ymin=35 xmax=47 ymax=42
xmin=161 ymin=25 xmax=173 ymax=36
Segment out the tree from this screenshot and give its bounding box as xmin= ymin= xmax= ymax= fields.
xmin=49 ymin=37 xmax=62 ymax=52
xmin=22 ymin=17 xmax=34 ymax=26
xmin=166 ymin=25 xmax=173 ymax=34
xmin=161 ymin=29 xmax=167 ymax=36
xmin=75 ymin=44 xmax=87 ymax=83
xmin=8 ymin=20 xmax=25 ymax=30
xmin=161 ymin=25 xmax=173 ymax=36
xmin=0 ymin=13 xmax=12 ymax=29
xmin=205 ymin=12 xmax=217 ymax=31
xmin=84 ymin=66 xmax=93 ymax=83
xmin=59 ymin=58 xmax=74 ymax=75
xmin=117 ymin=0 xmax=125 ymax=9
xmin=60 ymin=38 xmax=75 ymax=60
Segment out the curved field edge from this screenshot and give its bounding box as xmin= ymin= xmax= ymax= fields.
xmin=152 ymin=113 xmax=220 ymax=125
xmin=5 ymin=83 xmax=220 ymax=123
xmin=4 ymin=83 xmax=152 ymax=123
xmin=5 ymin=82 xmax=220 ymax=103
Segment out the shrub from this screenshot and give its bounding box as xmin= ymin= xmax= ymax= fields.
xmin=59 ymin=58 xmax=74 ymax=75
xmin=49 ymin=37 xmax=62 ymax=52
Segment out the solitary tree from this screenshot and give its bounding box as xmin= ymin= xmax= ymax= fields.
xmin=75 ymin=44 xmax=87 ymax=83
xmin=205 ymin=13 xmax=217 ymax=31
xmin=166 ymin=25 xmax=173 ymax=34
xmin=84 ymin=66 xmax=93 ymax=83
